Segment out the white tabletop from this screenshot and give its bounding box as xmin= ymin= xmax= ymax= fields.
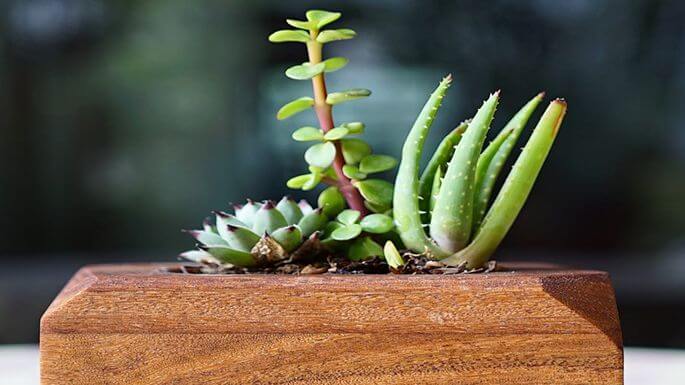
xmin=3 ymin=345 xmax=683 ymax=385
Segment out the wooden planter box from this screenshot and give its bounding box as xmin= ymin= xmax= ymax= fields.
xmin=40 ymin=263 xmax=623 ymax=385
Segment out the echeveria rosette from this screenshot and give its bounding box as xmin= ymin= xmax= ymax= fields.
xmin=269 ymin=9 xmax=397 ymax=216
xmin=393 ymin=76 xmax=567 ymax=268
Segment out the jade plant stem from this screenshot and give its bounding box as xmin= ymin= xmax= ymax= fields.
xmin=306 ymin=37 xmax=368 ymax=216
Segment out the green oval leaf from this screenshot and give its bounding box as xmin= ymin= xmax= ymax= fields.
xmin=286 ymin=19 xmax=313 ymax=30
xmin=336 ymin=209 xmax=361 ymax=225
xmin=342 ymin=121 xmax=365 ymax=134
xmin=285 ymin=62 xmax=326 ymax=80
xmin=304 ymin=142 xmax=336 ymax=168
xmin=359 ymin=154 xmax=398 ymax=174
xmin=342 ymin=164 xmax=367 ymax=180
xmin=277 ymin=97 xmax=314 ymax=120
xmin=364 ymin=200 xmax=391 ymax=214
xmin=317 ymin=28 xmax=356 ymax=43
xmin=306 ymin=10 xmax=342 ymax=29
xmin=322 ymin=57 xmax=348 ymax=73
xmin=341 ymin=138 xmax=372 ymax=164
xmin=383 ymin=241 xmax=405 ymax=269
xmin=326 ymin=88 xmax=371 ymax=105
xmin=354 ymin=179 xmax=394 ymax=206
xmin=331 ymin=223 xmax=362 ymax=241
xmin=324 ymin=126 xmax=349 ymax=140
xmin=302 ymin=172 xmax=322 ymax=191
xmin=292 ymin=126 xmax=323 ymax=141
xmin=360 ymin=214 xmax=394 ymax=234
xmin=269 ymin=29 xmax=310 ymax=43
xmin=286 ymin=174 xmax=310 ymax=189
xmin=348 ymin=236 xmax=383 ymax=261
xmin=318 ymin=186 xmax=345 ymax=217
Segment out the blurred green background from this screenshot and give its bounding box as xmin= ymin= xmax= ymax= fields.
xmin=1 ymin=0 xmax=684 ymax=346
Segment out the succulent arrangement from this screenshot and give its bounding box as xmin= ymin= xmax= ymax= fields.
xmin=180 ymin=9 xmax=567 ymax=273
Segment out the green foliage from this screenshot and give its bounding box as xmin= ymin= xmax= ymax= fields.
xmin=393 ymin=76 xmax=567 ymax=268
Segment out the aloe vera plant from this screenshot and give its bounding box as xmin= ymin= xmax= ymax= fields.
xmin=269 ymin=10 xmax=397 ymax=216
xmin=393 ymin=75 xmax=566 ymax=268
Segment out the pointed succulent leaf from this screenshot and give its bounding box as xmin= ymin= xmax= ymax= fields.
xmin=429 ymin=165 xmax=442 ymax=214
xmin=268 ymin=29 xmax=310 ymax=43
xmin=393 ymin=75 xmax=453 ymax=259
xmin=317 ymin=29 xmax=356 ymax=43
xmin=359 ymin=154 xmax=397 ymax=174
xmin=286 ymin=19 xmax=313 ymax=30
xmin=285 ymin=62 xmax=326 ymax=80
xmin=318 ymin=186 xmax=345 ymax=217
xmin=306 ymin=10 xmax=342 ymax=29
xmin=442 ymin=99 xmax=567 ymax=268
xmin=341 ymin=138 xmax=372 ymax=164
xmin=348 ymin=236 xmax=383 ymax=261
xmin=326 ymin=88 xmax=370 ymax=105
xmin=298 ymin=199 xmax=314 ymax=215
xmin=342 ymin=164 xmax=367 ymax=180
xmin=297 ymin=208 xmax=328 ymax=237
xmin=277 ymin=97 xmax=314 ymax=120
xmin=304 ymin=141 xmax=336 ymax=168
xmin=234 ymin=200 xmax=261 ymax=228
xmin=472 ymin=93 xmax=544 ymax=229
xmin=342 ymin=121 xmax=364 ymax=134
xmin=354 ymin=179 xmax=393 ymax=207
xmin=271 ymin=225 xmax=303 ymax=252
xmin=383 ymin=241 xmax=405 ymax=269
xmin=322 ymin=57 xmax=348 ymax=73
xmin=292 ymin=126 xmax=323 ymax=142
xmin=331 ymin=224 xmax=362 ymax=241
xmin=252 ymin=201 xmax=289 ymax=235
xmin=180 ymin=250 xmax=220 ymax=265
xmin=185 ymin=230 xmax=228 ymax=247
xmin=202 ymin=246 xmax=256 ymax=267
xmin=215 ymin=212 xmax=249 ymax=240
xmin=276 ymin=196 xmax=304 ymax=224
xmin=364 ymin=200 xmax=391 ymax=214
xmin=430 ymin=91 xmax=500 ymax=253
xmin=323 ymin=126 xmax=349 ymax=140
xmin=418 ymin=121 xmax=468 ymax=215
xmin=336 ymin=209 xmax=361 ymax=225
xmin=360 ymin=213 xmax=394 ymax=234
xmin=202 ymin=217 xmax=215 ymax=233
xmin=221 ymin=225 xmax=261 ymax=252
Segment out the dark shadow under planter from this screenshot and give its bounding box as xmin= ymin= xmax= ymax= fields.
xmin=40 ymin=262 xmax=623 ymax=384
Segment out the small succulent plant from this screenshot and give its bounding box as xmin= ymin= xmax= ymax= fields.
xmin=393 ymin=75 xmax=567 ymax=269
xmin=269 ymin=10 xmax=397 ymax=216
xmin=181 ymin=197 xmax=331 ymax=267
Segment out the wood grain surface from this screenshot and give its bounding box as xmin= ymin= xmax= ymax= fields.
xmin=40 ymin=263 xmax=623 ymax=384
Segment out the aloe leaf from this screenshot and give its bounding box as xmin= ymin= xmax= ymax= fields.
xmin=268 ymin=29 xmax=310 ymax=43
xmin=234 ymin=200 xmax=261 ymax=227
xmin=277 ymin=97 xmax=314 ymax=120
xmin=430 ymin=91 xmax=500 ymax=253
xmin=331 ymin=223 xmax=362 ymax=240
xmin=472 ymin=93 xmax=544 ymax=229
xmin=297 ymin=208 xmax=328 ymax=237
xmin=184 ymin=230 xmax=228 ymax=247
xmin=286 ymin=19 xmax=313 ymax=30
xmin=252 ymin=201 xmax=289 ymax=235
xmin=353 ymin=179 xmax=393 ymax=207
xmin=383 ymin=241 xmax=405 ymax=269
xmin=276 ymin=196 xmax=304 ymax=225
xmin=341 ymin=139 xmax=372 ymax=164
xmin=292 ymin=126 xmax=323 ymax=142
xmin=429 ymin=165 xmax=443 ymax=214
xmin=304 ymin=142 xmax=336 ymax=168
xmin=306 ymin=10 xmax=341 ymax=29
xmin=326 ymin=88 xmax=370 ymax=105
xmin=317 ymin=29 xmax=356 ymax=43
xmin=359 ymin=154 xmax=397 ymax=174
xmin=360 ymin=213 xmax=394 ymax=234
xmin=322 ymin=57 xmax=348 ymax=73
xmin=336 ymin=209 xmax=361 ymax=225
xmin=342 ymin=164 xmax=367 ymax=180
xmin=271 ymin=225 xmax=303 ymax=252
xmin=418 ymin=121 xmax=468 ymax=215
xmin=442 ymin=99 xmax=567 ymax=268
xmin=285 ymin=62 xmax=326 ymax=80
xmin=202 ymin=246 xmax=257 ymax=267
xmin=317 ymin=186 xmax=345 ymax=217
xmin=323 ymin=126 xmax=349 ymax=140
xmin=347 ymin=236 xmax=383 ymax=261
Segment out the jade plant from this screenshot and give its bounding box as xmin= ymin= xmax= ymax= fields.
xmin=393 ymin=75 xmax=566 ymax=268
xmin=180 ymin=8 xmax=567 ymax=273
